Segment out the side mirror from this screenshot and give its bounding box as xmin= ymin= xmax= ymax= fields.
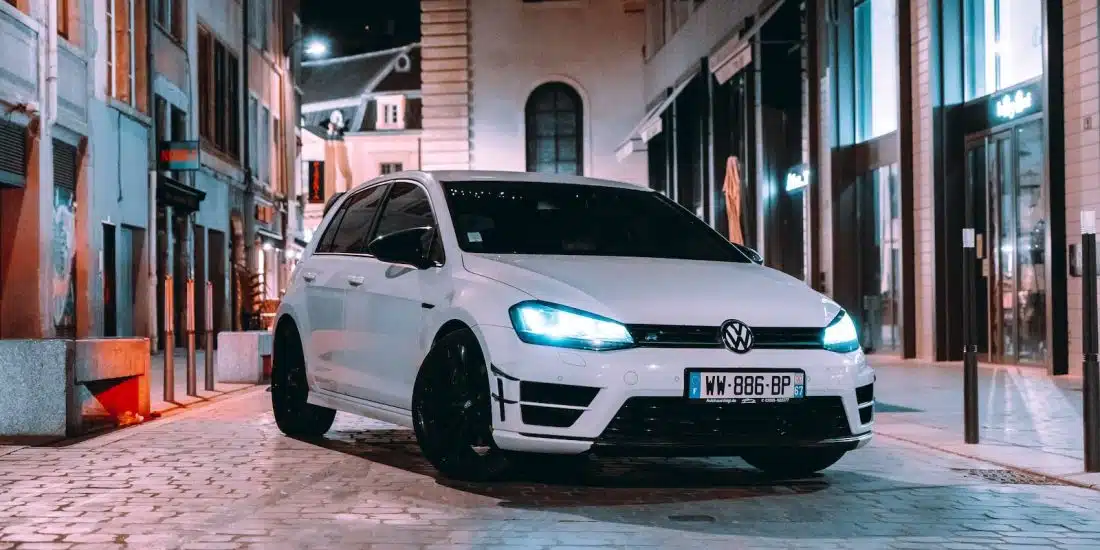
xmin=733 ymin=243 xmax=763 ymax=265
xmin=367 ymin=226 xmax=436 ymax=269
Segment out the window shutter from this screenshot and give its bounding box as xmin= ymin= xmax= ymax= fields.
xmin=0 ymin=120 xmax=26 ymax=186
xmin=53 ymin=139 xmax=78 ymax=190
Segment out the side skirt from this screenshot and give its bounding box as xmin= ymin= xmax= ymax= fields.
xmin=307 ymin=389 xmax=414 ymax=428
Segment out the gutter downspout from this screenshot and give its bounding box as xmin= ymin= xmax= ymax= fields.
xmin=241 ymin=0 xmax=254 ymax=329
xmin=147 ymin=0 xmax=158 ymax=351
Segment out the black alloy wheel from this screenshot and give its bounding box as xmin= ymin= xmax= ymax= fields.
xmin=412 ymin=328 xmax=511 ymax=481
xmin=271 ymin=323 xmax=336 ymax=437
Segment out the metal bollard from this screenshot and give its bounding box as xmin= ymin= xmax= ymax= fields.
xmin=186 ymin=278 xmax=197 ymax=397
xmin=204 ymin=281 xmax=215 ymax=392
xmin=164 ymin=275 xmax=175 ymax=403
xmin=1082 ymin=211 xmax=1100 ymax=472
xmin=962 ymin=228 xmax=979 ymax=444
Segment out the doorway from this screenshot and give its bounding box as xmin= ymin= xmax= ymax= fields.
xmin=964 ymin=118 xmax=1047 ymax=365
xmin=854 ymin=163 xmax=902 ymax=354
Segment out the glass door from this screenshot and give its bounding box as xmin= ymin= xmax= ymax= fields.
xmin=857 ymin=164 xmax=902 ymax=353
xmin=966 ymin=120 xmax=1047 ymax=365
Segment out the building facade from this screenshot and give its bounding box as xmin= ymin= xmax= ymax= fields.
xmin=298 ymin=43 xmax=423 ymax=241
xmin=419 ymin=0 xmax=648 ymax=185
xmin=622 ymin=0 xmax=1081 ymax=375
xmin=0 ymin=0 xmax=301 ymax=344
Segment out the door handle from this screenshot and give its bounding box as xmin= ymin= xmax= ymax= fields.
xmin=302 ymin=271 xmax=317 ymax=283
xmin=347 ymin=275 xmax=365 ymax=287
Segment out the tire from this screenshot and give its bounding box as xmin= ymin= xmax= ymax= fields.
xmin=412 ymin=328 xmax=511 ymax=482
xmin=271 ymin=323 xmax=336 ymax=438
xmin=740 ymin=448 xmax=847 ymax=478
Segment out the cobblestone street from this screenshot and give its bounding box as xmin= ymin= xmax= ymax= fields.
xmin=3 ymin=388 xmax=1100 ymax=549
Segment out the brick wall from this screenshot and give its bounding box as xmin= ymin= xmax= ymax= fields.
xmin=420 ymin=0 xmax=472 ymax=170
xmin=1063 ymin=0 xmax=1099 ymax=375
xmin=912 ymin=0 xmax=936 ymax=359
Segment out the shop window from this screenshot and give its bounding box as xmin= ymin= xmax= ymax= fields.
xmin=853 ymin=0 xmax=898 ymax=142
xmin=964 ymin=0 xmax=1043 ymax=100
xmin=380 ymin=163 xmax=403 ymax=175
xmin=525 ymin=82 xmax=583 ymax=175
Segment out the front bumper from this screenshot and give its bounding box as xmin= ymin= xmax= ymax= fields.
xmin=474 ymin=324 xmax=876 ymax=456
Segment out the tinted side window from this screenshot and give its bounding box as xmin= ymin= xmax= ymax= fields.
xmin=316 ymin=184 xmax=388 ymax=254
xmin=373 ymin=182 xmax=436 ymax=241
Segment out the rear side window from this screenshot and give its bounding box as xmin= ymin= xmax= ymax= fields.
xmin=315 ymin=184 xmax=388 ymax=254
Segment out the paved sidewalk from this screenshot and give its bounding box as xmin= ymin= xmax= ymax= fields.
xmin=869 ymin=355 xmax=1100 ymax=488
xmin=148 ymin=350 xmax=255 ymax=415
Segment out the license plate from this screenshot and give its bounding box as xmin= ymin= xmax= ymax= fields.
xmin=687 ymin=370 xmax=805 ymax=403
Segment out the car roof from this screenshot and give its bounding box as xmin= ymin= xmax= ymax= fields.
xmin=419 ymin=170 xmax=651 ymax=191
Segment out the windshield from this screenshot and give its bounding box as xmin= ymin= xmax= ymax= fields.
xmin=440 ymin=180 xmax=752 ymax=263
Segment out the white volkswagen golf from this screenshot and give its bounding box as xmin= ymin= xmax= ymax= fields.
xmin=272 ymin=170 xmax=875 ymax=481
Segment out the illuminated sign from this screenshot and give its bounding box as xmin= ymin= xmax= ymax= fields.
xmin=307 ymin=160 xmax=325 ymax=204
xmin=785 ymin=166 xmax=809 ymax=192
xmin=158 ymin=141 xmax=200 ymax=171
xmin=993 ymin=89 xmax=1035 ymax=121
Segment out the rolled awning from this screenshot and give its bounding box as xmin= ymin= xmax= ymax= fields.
xmin=615 ymin=74 xmax=696 ymax=161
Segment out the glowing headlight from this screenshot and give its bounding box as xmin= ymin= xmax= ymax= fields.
xmin=822 ymin=311 xmax=860 ymax=353
xmin=508 ymin=301 xmax=634 ymax=351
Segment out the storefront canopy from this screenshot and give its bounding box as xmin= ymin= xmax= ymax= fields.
xmin=615 ymin=75 xmax=695 ymax=161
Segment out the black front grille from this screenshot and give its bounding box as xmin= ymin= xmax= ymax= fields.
xmin=521 ymin=405 xmax=584 ymax=428
xmin=626 ymin=324 xmax=824 ymax=349
xmin=596 ymin=396 xmax=852 ymax=446
xmin=520 ymin=381 xmax=599 ymax=407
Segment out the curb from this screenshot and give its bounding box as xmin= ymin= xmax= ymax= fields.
xmin=70 ymin=385 xmax=269 ymax=449
xmin=876 ymin=430 xmax=1100 ymax=492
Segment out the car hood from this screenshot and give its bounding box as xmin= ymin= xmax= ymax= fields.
xmin=461 ymin=253 xmax=841 ymax=327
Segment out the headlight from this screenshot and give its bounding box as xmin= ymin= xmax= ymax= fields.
xmin=508 ymin=301 xmax=634 ymax=351
xmin=822 ymin=311 xmax=860 ymax=353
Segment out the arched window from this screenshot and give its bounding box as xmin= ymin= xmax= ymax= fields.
xmin=525 ymin=82 xmax=583 ymax=175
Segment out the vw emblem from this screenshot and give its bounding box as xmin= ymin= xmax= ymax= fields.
xmin=719 ymin=319 xmax=754 ymax=354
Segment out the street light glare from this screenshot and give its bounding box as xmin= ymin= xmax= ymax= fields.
xmin=305 ymin=39 xmax=328 ymax=57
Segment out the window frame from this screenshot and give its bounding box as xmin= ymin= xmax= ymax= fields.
xmin=311 ymin=179 xmax=444 ymax=266
xmin=154 ymin=0 xmax=185 ymax=42
xmin=313 ymin=182 xmax=392 ymax=257
xmin=372 ymin=180 xmax=445 ymax=266
xmin=375 ymin=95 xmax=406 ymax=130
xmin=198 ymin=25 xmax=241 ymax=160
xmin=524 ymin=82 xmax=584 ymax=175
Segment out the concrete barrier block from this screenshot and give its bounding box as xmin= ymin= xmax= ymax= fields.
xmin=0 ymin=339 xmax=73 ymax=437
xmin=216 ymin=331 xmax=272 ymax=384
xmin=70 ymin=338 xmax=151 ymax=432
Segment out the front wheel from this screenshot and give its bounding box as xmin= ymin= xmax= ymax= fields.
xmin=740 ymin=448 xmax=847 ymax=478
xmin=412 ymin=328 xmax=511 ymax=482
xmin=271 ymin=323 xmax=336 ymax=438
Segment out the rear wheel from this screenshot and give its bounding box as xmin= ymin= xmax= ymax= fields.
xmin=271 ymin=322 xmax=336 ymax=438
xmin=740 ymin=448 xmax=847 ymax=478
xmin=412 ymin=328 xmax=511 ymax=481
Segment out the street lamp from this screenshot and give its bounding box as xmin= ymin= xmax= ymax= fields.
xmin=304 ymin=39 xmax=329 ymax=58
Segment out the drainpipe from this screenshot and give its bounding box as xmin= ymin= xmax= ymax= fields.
xmin=241 ymin=0 xmax=254 ymax=329
xmin=45 ymin=0 xmax=58 ymax=127
xmin=147 ymin=0 xmax=158 ymax=351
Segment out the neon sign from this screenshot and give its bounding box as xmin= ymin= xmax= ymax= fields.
xmin=994 ymin=90 xmax=1034 ymax=121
